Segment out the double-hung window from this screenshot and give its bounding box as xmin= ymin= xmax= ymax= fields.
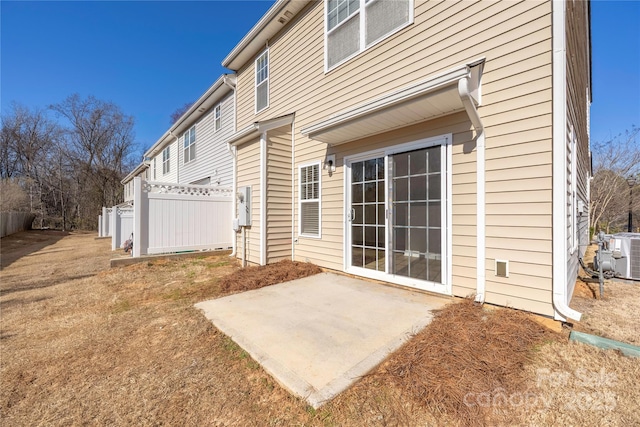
xmin=299 ymin=163 xmax=321 ymax=237
xmin=255 ymin=50 xmax=269 ymax=113
xmin=162 ymin=146 xmax=170 ymax=175
xmin=214 ymin=104 xmax=221 ymax=131
xmin=183 ymin=125 xmax=196 ymax=163
xmin=326 ymin=0 xmax=412 ymax=70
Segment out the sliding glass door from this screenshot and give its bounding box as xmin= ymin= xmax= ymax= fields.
xmin=346 ymin=139 xmax=448 ymax=294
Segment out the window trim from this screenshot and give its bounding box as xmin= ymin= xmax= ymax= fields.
xmin=162 ymin=146 xmax=170 ymax=175
xmin=214 ymin=104 xmax=221 ymax=132
xmin=183 ymin=125 xmax=196 ymax=164
xmin=324 ymin=0 xmax=414 ymax=73
xmin=255 ymin=49 xmax=269 ymax=114
xmin=298 ymin=161 xmax=322 ymax=239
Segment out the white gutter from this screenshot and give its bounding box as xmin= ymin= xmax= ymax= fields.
xmin=552 ymin=0 xmax=582 ymax=322
xmin=458 ymin=76 xmax=486 ymax=304
xmin=222 ymin=1 xmax=311 ymax=71
xmin=145 ymin=74 xmax=235 ymax=158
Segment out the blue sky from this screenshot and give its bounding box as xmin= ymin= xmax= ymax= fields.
xmin=2 ymin=1 xmax=639 ymax=159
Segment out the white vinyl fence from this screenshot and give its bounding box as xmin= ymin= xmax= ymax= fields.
xmin=98 ymin=207 xmax=113 ymax=237
xmin=111 ymin=204 xmax=134 ymax=250
xmin=132 ymin=177 xmax=233 ymax=257
xmin=0 ymin=212 xmax=36 ymax=238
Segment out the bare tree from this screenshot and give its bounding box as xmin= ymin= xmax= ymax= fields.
xmin=590 ymin=127 xmax=640 ymax=233
xmin=0 ymin=179 xmax=29 ymax=211
xmin=170 ymin=101 xmax=194 ymax=125
xmin=0 ymin=103 xmax=61 ymax=227
xmin=51 ymin=94 xmax=137 ymax=229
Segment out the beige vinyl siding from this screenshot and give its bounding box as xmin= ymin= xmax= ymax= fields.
xmin=236 ymin=138 xmax=261 ymax=265
xmin=233 ymin=0 xmax=557 ymax=314
xmin=179 ymin=92 xmax=235 ymax=186
xmin=266 ymin=126 xmax=292 ymax=263
xmin=565 ymin=0 xmax=591 ymax=300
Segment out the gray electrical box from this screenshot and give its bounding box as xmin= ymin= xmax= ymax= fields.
xmin=238 ymin=186 xmax=251 ymax=227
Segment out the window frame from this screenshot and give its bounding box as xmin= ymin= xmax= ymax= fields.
xmin=255 ymin=49 xmax=269 ymax=114
xmin=214 ymin=104 xmax=221 ymax=132
xmin=162 ymin=146 xmax=170 ymax=175
xmin=183 ymin=125 xmax=196 ymax=164
xmin=324 ymin=0 xmax=414 ymax=72
xmin=298 ymin=161 xmax=322 ymax=239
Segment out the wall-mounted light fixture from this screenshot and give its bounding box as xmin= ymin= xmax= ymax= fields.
xmin=323 ymin=154 xmax=336 ymax=174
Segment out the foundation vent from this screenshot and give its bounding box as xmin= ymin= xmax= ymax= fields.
xmin=495 ymin=260 xmax=509 ymax=278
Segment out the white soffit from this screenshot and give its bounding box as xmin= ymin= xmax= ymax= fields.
xmin=301 ymin=62 xmax=483 ymax=146
xmin=222 ymin=0 xmax=312 ymax=71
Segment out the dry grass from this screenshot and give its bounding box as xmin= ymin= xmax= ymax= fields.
xmin=571 ymin=244 xmax=640 ymax=345
xmin=2 ymin=231 xmax=638 ymax=426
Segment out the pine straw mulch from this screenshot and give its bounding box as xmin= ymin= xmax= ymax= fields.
xmin=217 ymin=259 xmax=322 ymax=293
xmin=379 ymin=298 xmax=562 ymax=427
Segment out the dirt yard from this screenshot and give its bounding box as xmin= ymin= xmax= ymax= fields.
xmin=1 ymin=231 xmax=638 ymax=426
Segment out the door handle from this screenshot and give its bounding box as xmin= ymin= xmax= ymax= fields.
xmin=349 ymin=208 xmax=355 ymax=222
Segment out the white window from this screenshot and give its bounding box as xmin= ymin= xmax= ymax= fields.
xmin=214 ymin=104 xmax=221 ymax=131
xmin=299 ymin=163 xmax=321 ymax=237
xmin=255 ymin=50 xmax=269 ymax=113
xmin=183 ymin=125 xmax=196 ymax=163
xmin=325 ymin=0 xmax=412 ymax=70
xmin=162 ymin=146 xmax=170 ymax=175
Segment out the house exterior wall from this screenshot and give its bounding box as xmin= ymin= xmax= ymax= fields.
xmin=123 ymin=167 xmax=149 ymax=202
xmin=230 ymin=0 xmax=569 ymax=316
xmin=236 ymin=138 xmax=262 ymax=264
xmin=154 ymin=141 xmax=178 ymax=183
xmin=266 ymin=125 xmax=293 ymax=263
xmin=177 ymin=91 xmax=235 ymax=186
xmin=565 ymin=0 xmax=591 ymax=299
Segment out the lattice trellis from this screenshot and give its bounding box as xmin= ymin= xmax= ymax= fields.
xmin=142 ymin=181 xmax=233 ymax=197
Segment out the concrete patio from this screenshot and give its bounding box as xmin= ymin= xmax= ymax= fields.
xmin=195 ymin=272 xmax=451 ymax=408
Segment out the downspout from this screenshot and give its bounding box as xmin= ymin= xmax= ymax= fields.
xmin=228 ymin=143 xmax=238 ymax=258
xmin=225 ymin=76 xmax=238 ymax=258
xmin=552 ymin=0 xmax=582 ymax=321
xmin=458 ymin=76 xmax=486 ymax=303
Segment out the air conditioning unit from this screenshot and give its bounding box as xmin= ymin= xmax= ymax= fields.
xmin=607 ymin=233 xmax=640 ymax=280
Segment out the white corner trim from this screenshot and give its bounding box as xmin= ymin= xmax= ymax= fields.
xmin=260 ymin=131 xmax=267 ymax=265
xmin=552 ymin=0 xmax=581 ymax=322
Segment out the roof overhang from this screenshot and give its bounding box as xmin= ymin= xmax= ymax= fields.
xmin=145 ymin=74 xmax=237 ymax=157
xmin=222 ymin=0 xmax=312 ymax=71
xmin=226 ymin=113 xmax=295 ymax=147
xmin=121 ymin=161 xmax=150 ymax=185
xmin=301 ymin=59 xmax=485 ymax=146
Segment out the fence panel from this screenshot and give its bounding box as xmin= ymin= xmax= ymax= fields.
xmin=0 ymin=212 xmax=36 ymax=238
xmin=112 ymin=206 xmax=134 ymax=250
xmin=133 ymin=178 xmax=233 ymax=256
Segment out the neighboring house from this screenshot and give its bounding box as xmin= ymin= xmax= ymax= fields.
xmin=122 ymin=161 xmax=151 ymax=202
xmin=222 ymin=0 xmax=591 ymax=320
xmin=144 ymin=74 xmax=236 ymax=187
